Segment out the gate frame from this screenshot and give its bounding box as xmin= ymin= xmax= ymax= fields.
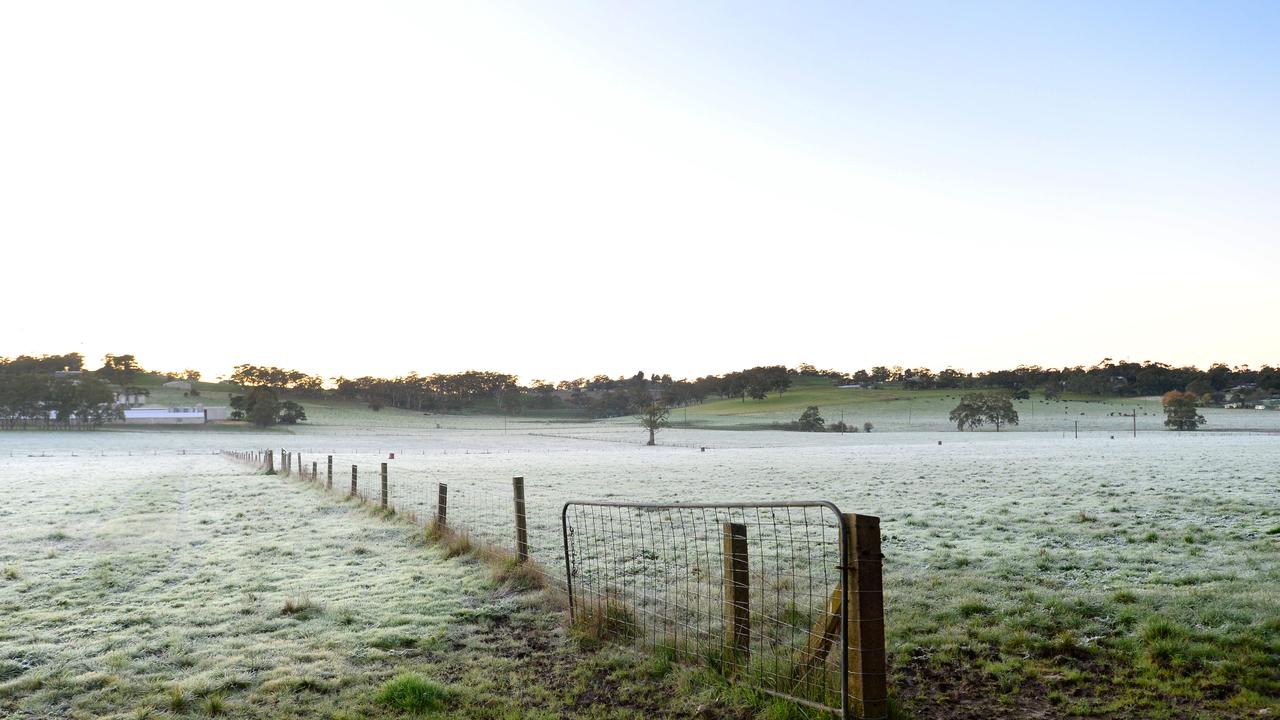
xmin=561 ymin=499 xmax=872 ymax=719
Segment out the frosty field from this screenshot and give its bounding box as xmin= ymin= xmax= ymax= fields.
xmin=2 ymin=414 xmax=1278 ymax=718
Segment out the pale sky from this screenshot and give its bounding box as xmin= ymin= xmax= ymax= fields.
xmin=2 ymin=2 xmax=1277 ymax=382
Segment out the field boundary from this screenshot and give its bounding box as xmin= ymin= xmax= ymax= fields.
xmin=219 ymin=448 xmax=889 ymax=719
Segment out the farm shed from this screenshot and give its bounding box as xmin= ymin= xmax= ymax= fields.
xmin=162 ymin=380 xmax=193 ymax=390
xmin=123 ymin=406 xmax=227 ymax=424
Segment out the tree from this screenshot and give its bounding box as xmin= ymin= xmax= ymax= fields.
xmin=949 ymin=392 xmax=1020 ymax=431
xmin=99 ymin=354 xmax=142 ymax=386
xmin=277 ymin=400 xmax=307 ymax=425
xmin=796 ymin=406 xmax=825 ymax=432
xmin=246 ymin=389 xmax=282 ymax=427
xmin=1162 ymin=390 xmax=1205 ymax=431
xmin=500 ymin=388 xmax=524 ymax=415
xmin=228 ymin=387 xmax=304 ymax=427
xmin=1185 ymin=379 xmax=1212 ymax=397
xmin=637 ymin=402 xmax=671 ymax=446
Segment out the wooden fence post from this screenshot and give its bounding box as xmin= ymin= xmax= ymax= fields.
xmin=722 ymin=521 xmax=750 ymax=668
xmin=436 ymin=483 xmax=448 ymax=528
xmin=380 ymin=463 xmax=388 ymax=510
xmin=265 ymin=449 xmax=274 ymax=474
xmin=846 ymin=513 xmax=887 ymax=720
xmin=350 ymin=465 xmax=357 ymax=498
xmin=512 ymin=476 xmax=528 ymax=561
xmin=326 ymin=455 xmax=333 ymax=489
xmin=312 ymin=461 xmax=317 ymax=483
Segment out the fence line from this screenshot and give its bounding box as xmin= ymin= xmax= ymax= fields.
xmin=217 ymin=449 xmax=886 ymax=718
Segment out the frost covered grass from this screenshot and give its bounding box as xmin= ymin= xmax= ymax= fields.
xmin=0 ymin=454 xmax=485 ymax=719
xmin=2 ymin=411 xmax=1278 ymax=718
xmin=308 ymin=429 xmax=1280 ymax=717
xmin=0 ymin=451 xmax=805 ymax=719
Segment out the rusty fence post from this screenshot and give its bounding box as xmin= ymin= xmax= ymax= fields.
xmin=512 ymin=476 xmax=528 ymax=561
xmin=380 ymin=462 xmax=388 ymax=510
xmin=722 ymin=521 xmax=750 ymax=669
xmin=350 ymin=465 xmax=357 ymax=498
xmin=436 ymin=483 xmax=448 ymax=528
xmin=846 ymin=513 xmax=887 ymax=720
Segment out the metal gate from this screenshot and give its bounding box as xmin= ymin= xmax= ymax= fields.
xmin=561 ymin=500 xmax=886 ymax=719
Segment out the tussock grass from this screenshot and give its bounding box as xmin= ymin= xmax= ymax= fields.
xmin=375 ymin=673 xmax=451 ymax=713
xmin=423 ymin=519 xmax=551 ymax=594
xmin=371 ymin=632 xmax=418 ymax=650
xmin=203 ymin=693 xmax=226 ymax=716
xmin=281 ymin=595 xmax=318 ymax=618
xmin=1111 ymin=589 xmax=1138 ymax=604
xmin=493 ymin=557 xmax=546 ymax=593
xmin=167 ymin=684 xmax=188 ymax=712
xmin=442 ymin=532 xmax=472 ymax=559
xmin=571 ymin=599 xmax=637 ymax=648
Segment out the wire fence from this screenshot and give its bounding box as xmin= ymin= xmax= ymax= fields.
xmin=218 ymin=449 xmax=886 ymax=719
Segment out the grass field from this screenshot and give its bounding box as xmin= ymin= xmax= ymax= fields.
xmin=3 ymin=397 xmax=1278 ymax=719
xmin=0 ymin=454 xmax=782 ymax=720
xmin=677 ymin=377 xmax=1280 ymax=434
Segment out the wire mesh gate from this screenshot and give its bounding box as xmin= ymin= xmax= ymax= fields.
xmin=561 ymin=501 xmax=886 ymax=719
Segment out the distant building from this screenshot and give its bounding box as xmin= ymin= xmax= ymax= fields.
xmin=53 ymin=369 xmax=84 ymax=379
xmin=122 ymin=406 xmax=229 ymax=424
xmin=162 ymin=380 xmax=193 ymax=391
xmin=114 ymin=389 xmax=148 ymax=407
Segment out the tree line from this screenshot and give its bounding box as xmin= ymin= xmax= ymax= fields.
xmin=0 ymin=353 xmax=125 ymax=429
xmin=6 ymin=353 xmax=1278 ymax=429
xmin=854 ymin=360 xmax=1280 ymax=399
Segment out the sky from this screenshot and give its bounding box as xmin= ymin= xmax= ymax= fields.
xmin=1 ymin=1 xmax=1277 ymax=383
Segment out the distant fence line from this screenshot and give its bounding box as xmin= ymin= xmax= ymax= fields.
xmin=219 ymin=448 xmax=887 ymax=719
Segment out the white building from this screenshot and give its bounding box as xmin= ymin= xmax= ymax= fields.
xmin=114 ymin=389 xmax=148 ymax=407
xmin=122 ymin=406 xmax=229 ymax=424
